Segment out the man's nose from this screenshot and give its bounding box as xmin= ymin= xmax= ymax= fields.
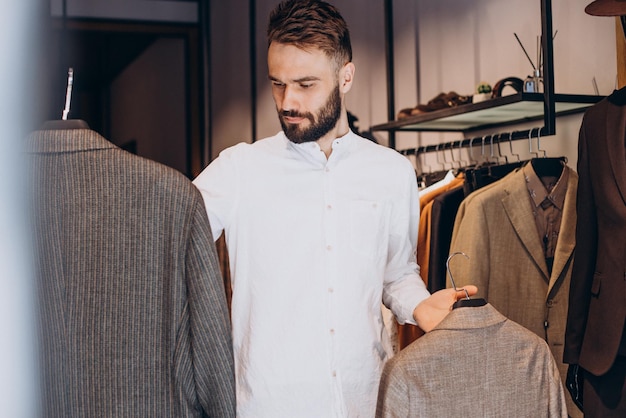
xmin=281 ymin=85 xmax=299 ymax=112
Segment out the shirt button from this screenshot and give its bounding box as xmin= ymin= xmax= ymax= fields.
xmin=328 ymin=288 xmax=334 ymax=293
xmin=326 ymin=204 xmax=332 ymax=210
xmin=330 ymin=329 xmax=335 ymax=335
xmin=326 ymin=245 xmax=332 ymax=251
xmin=332 ymin=371 xmax=337 ymax=377
xmin=325 ymin=167 xmax=330 ymax=172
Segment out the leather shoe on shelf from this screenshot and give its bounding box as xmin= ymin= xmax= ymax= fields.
xmin=397 ymin=91 xmax=471 ymax=120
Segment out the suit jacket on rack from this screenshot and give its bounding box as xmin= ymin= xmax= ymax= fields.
xmin=448 ymin=165 xmax=579 ymax=417
xmin=376 ymin=303 xmax=567 ymax=418
xmin=27 ymin=127 xmax=236 ymax=417
xmin=427 ymin=185 xmax=465 ymax=292
xmin=564 ymin=90 xmax=626 ymax=377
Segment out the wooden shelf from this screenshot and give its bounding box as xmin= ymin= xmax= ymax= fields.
xmin=370 ymin=93 xmax=604 ymax=133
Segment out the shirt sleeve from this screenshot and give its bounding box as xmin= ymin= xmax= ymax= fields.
xmin=381 ymin=158 xmax=430 ymax=325
xmin=192 ymin=145 xmax=243 ymax=241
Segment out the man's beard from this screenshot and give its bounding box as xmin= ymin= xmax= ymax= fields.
xmin=279 ymin=85 xmax=342 ymax=144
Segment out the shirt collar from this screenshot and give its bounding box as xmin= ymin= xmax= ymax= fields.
xmin=522 ymin=161 xmax=568 ymax=210
xmin=285 ymin=130 xmax=356 ymax=164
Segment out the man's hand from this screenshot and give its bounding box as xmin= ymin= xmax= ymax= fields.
xmin=412 ymin=286 xmax=478 ymax=332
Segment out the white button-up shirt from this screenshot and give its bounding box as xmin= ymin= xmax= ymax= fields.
xmin=193 ymin=131 xmax=429 ymax=417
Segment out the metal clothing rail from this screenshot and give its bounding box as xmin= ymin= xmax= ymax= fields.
xmin=397 ymin=126 xmax=550 ymax=157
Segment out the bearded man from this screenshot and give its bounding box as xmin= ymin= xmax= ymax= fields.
xmin=193 ymin=1 xmax=476 ymax=416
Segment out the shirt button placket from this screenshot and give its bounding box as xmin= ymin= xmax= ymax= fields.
xmin=323 ymin=163 xmax=339 ymax=385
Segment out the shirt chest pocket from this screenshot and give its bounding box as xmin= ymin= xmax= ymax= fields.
xmin=349 ymin=200 xmax=389 ymax=258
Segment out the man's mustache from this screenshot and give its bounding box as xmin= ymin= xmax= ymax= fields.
xmin=281 ymin=109 xmax=301 ymax=117
xmin=281 ymin=109 xmax=313 ymax=121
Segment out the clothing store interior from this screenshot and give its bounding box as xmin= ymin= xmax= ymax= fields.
xmin=2 ymin=0 xmax=625 ymax=416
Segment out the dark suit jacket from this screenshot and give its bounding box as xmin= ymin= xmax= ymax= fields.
xmin=427 ymin=185 xmax=464 ymax=292
xmin=376 ymin=303 xmax=567 ymax=417
xmin=27 ymin=127 xmax=236 ymax=417
xmin=564 ymin=90 xmax=626 ymax=377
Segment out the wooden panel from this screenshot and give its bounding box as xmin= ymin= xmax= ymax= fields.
xmin=617 ymin=17 xmax=626 ymax=89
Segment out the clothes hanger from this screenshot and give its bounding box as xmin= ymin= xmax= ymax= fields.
xmin=495 ymin=132 xmax=509 ymax=165
xmin=528 ymin=127 xmax=565 ymax=178
xmin=447 ymin=252 xmax=487 ymax=309
xmin=486 ymin=132 xmax=525 ymax=174
xmin=475 ymin=134 xmax=491 ymax=168
xmin=468 ymin=132 xmax=524 ymax=192
xmin=462 ymin=137 xmax=482 ymax=194
xmin=507 ymin=130 xmax=522 ymax=162
xmin=41 ymin=68 xmax=90 ymax=130
xmin=415 ymin=147 xmax=430 ymax=189
xmin=423 ymin=143 xmax=451 ymax=186
xmin=456 ymin=139 xmax=469 ymax=170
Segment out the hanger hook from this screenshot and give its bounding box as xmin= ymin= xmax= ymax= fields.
xmin=528 ymin=127 xmax=539 ymax=158
xmin=468 ymin=137 xmax=476 ymax=165
xmin=481 ymin=135 xmax=487 ymax=160
xmin=62 ymin=67 xmax=74 ymax=120
xmin=458 ymin=139 xmax=465 ymax=167
xmin=536 ymin=127 xmax=547 ymax=158
xmin=415 ymin=146 xmax=431 ymax=175
xmin=442 ymin=142 xmax=452 ymax=170
xmin=448 ymin=141 xmax=458 ymax=169
xmin=456 ymin=139 xmax=466 ymax=168
xmin=495 ymin=133 xmax=508 ymax=164
xmin=489 ymin=134 xmax=498 ymax=162
xmin=446 ymin=252 xmax=470 ymax=300
xmin=508 ymin=131 xmax=521 ymax=162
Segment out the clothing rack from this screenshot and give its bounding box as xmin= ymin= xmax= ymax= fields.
xmin=398 ymin=126 xmax=549 ymax=158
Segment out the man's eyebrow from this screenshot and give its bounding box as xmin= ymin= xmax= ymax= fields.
xmin=268 ymin=75 xmax=320 ymax=83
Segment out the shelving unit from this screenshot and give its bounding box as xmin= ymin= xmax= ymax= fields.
xmin=371 ymin=93 xmax=602 ymax=133
xmin=376 ymin=0 xmax=603 ymax=150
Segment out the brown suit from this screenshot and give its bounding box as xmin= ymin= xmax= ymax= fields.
xmin=564 ymin=89 xmax=626 ymax=415
xmin=448 ymin=165 xmax=579 ymax=417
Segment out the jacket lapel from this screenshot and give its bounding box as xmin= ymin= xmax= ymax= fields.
xmin=606 ymin=102 xmax=626 ymax=205
xmin=501 ymin=169 xmax=550 ymax=281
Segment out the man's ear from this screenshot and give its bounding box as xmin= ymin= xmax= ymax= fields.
xmin=340 ymin=62 xmax=355 ymax=93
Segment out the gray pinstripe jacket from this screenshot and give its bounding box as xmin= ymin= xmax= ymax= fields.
xmin=27 ymin=127 xmax=236 ymax=417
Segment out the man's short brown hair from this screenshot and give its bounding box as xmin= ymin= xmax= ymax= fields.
xmin=267 ymin=0 xmax=352 ymax=70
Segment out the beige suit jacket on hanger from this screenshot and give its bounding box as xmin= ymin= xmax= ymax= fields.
xmin=448 ymin=165 xmax=579 ymax=417
xmin=376 ymin=303 xmax=567 ymax=417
